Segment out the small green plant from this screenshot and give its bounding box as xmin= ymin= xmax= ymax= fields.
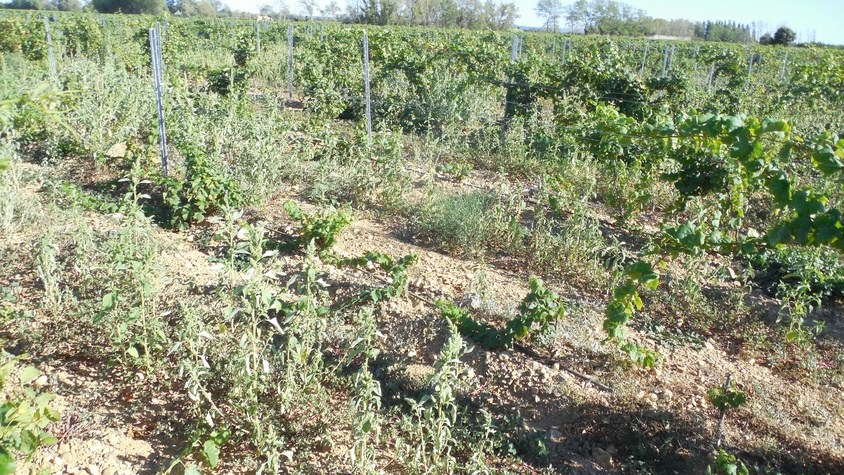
xmin=777 ymin=280 xmax=825 ymax=346
xmin=347 ymin=308 xmax=382 ymax=474
xmin=282 ymin=201 xmax=353 ymax=253
xmin=707 ymin=377 xmax=747 ymax=412
xmin=708 ymin=375 xmax=748 ymax=449
xmin=440 ymin=278 xmax=565 ymax=350
xmin=435 ymin=162 xmax=473 ymax=181
xmin=510 ymin=277 xmax=565 ymax=342
xmin=603 ymin=261 xmax=662 ymax=367
xmin=0 ymin=356 xmax=61 ymax=475
xmin=160 ymin=145 xmax=245 ymax=230
xmin=36 ymin=230 xmax=63 ymax=314
xmin=400 ymin=326 xmax=471 ymax=472
xmin=405 ymin=190 xmax=514 ymax=258
xmin=706 ymin=449 xmax=750 ymax=475
xmin=324 ymin=251 xmax=418 ymax=307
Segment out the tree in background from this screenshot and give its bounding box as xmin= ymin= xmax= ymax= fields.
xmin=345 ymin=0 xmax=517 ymax=30
xmin=564 ymin=0 xmax=587 ymax=32
xmin=453 ymin=0 xmax=485 ymax=29
xmin=170 ymin=0 xmax=216 ymax=15
xmin=484 ymin=0 xmax=517 ymax=30
xmin=758 ymin=33 xmax=773 ymax=45
xmin=271 ymin=0 xmax=292 ymax=18
xmin=347 ymin=0 xmax=398 ymax=25
xmin=92 ymin=0 xmax=166 ymax=14
xmin=772 ymin=26 xmax=796 ymax=46
xmin=51 ymin=0 xmax=82 ymax=10
xmin=5 ymin=0 xmax=47 ymax=9
xmin=299 ymin=0 xmax=317 ymax=19
xmin=321 ymin=0 xmax=341 ymax=18
xmin=535 ymin=0 xmax=563 ymax=33
xmin=693 ymin=20 xmax=753 ymax=43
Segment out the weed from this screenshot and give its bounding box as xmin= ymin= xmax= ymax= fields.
xmin=440 ymin=278 xmax=565 ymax=350
xmin=160 ymin=144 xmax=245 ymax=230
xmin=348 ymin=307 xmax=382 ymax=473
xmin=0 ymin=355 xmax=61 ymax=474
xmin=399 ymin=325 xmax=471 ymax=473
xmin=282 ymin=201 xmax=353 ymax=253
xmin=405 ymin=190 xmax=524 ymax=258
xmin=35 ymin=230 xmax=63 ymax=314
xmin=706 ymin=449 xmax=750 ymax=475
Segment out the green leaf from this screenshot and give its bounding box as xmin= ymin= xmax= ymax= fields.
xmin=0 ymin=158 xmax=9 ymax=171
xmin=126 ymin=347 xmax=139 ymax=359
xmin=20 ymin=366 xmax=40 ymax=385
xmin=765 ymin=224 xmax=792 ymax=246
xmin=761 ymin=120 xmax=790 ymax=134
xmin=0 ymin=446 xmax=15 ymax=475
xmin=626 ymin=261 xmax=658 ymax=286
xmin=183 ymin=464 xmax=203 ymax=475
xmin=20 ymin=429 xmax=38 ymax=454
xmin=34 ymin=393 xmax=55 ymax=409
xmin=812 ymin=148 xmax=844 ymax=175
xmin=102 ymin=292 xmax=117 ymax=312
xmin=203 ymin=439 xmax=220 ymax=468
xmin=767 ymin=175 xmax=791 ymax=207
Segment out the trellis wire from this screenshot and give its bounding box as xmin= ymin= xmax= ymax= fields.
xmin=148 ymin=27 xmax=168 ymax=177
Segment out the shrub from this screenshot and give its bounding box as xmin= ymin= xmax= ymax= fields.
xmin=160 ymin=145 xmax=245 ymax=230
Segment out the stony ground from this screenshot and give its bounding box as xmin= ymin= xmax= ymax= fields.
xmin=4 ymin=161 xmax=844 ymax=474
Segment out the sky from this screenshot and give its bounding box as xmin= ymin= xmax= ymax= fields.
xmin=221 ymin=0 xmax=844 ymax=45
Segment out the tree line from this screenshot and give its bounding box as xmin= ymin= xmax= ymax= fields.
xmin=343 ymin=0 xmax=517 ymax=29
xmin=2 ymin=0 xmax=519 ymax=29
xmin=536 ymin=0 xmax=797 ymax=44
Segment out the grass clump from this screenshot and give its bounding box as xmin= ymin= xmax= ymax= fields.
xmin=404 ymin=190 xmax=522 ymax=258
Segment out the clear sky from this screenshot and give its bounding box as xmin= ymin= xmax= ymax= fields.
xmin=222 ymin=0 xmax=844 ymax=45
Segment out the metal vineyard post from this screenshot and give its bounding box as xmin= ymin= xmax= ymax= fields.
xmin=43 ymin=17 xmax=56 ymax=77
xmin=363 ymin=31 xmax=372 ymax=150
xmin=561 ymin=37 xmax=567 ymax=65
xmin=707 ymin=62 xmax=715 ymax=93
xmin=780 ymin=51 xmax=789 ymax=82
xmin=745 ymin=53 xmax=755 ymax=88
xmin=148 ymin=27 xmax=168 ymax=177
xmin=640 ymin=42 xmax=648 ymax=75
xmin=288 ymin=24 xmax=294 ymax=101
